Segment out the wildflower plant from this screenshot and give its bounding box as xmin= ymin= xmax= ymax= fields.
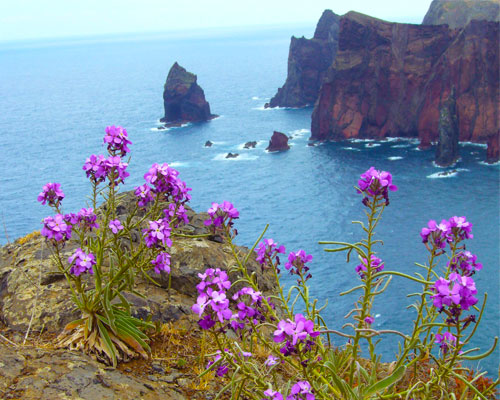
xmin=191 ymin=167 xmax=498 ymax=399
xmin=38 ymin=125 xmax=195 ymax=366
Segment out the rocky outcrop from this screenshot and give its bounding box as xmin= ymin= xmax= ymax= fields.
xmin=435 ymin=88 xmax=459 ymax=166
xmin=243 ymin=141 xmax=257 ymax=149
xmin=0 ymin=192 xmax=274 ymax=334
xmin=310 ymin=12 xmax=499 ymax=162
xmin=486 ymin=134 xmax=499 ymax=163
xmin=266 ymin=10 xmax=340 ymax=108
xmin=266 ymin=131 xmax=290 ymax=152
xmin=423 ymin=0 xmax=500 ymax=28
xmin=160 ymin=62 xmax=216 ymax=126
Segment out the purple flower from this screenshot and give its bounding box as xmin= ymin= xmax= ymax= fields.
xmin=134 ymin=184 xmax=155 ymax=207
xmin=355 ymin=255 xmax=384 ymax=279
xmin=448 ymin=251 xmax=482 ymax=276
xmin=256 ymin=238 xmax=286 ymax=267
xmin=365 ymin=316 xmax=375 ymax=325
xmin=420 ymin=219 xmax=451 ymax=250
xmin=435 ymin=332 xmax=457 ymax=354
xmin=151 ymin=252 xmax=171 ymax=274
xmin=41 ymin=214 xmax=72 ymax=242
xmin=357 ymin=167 xmax=397 ymax=206
xmin=109 ymin=219 xmax=124 ymax=234
xmin=273 ymin=314 xmax=319 ymax=354
xmin=103 ymin=125 xmax=132 ymax=156
xmin=144 ymin=163 xmax=191 ymax=203
xmin=263 ymin=389 xmax=284 ymax=400
xmin=105 ymin=156 xmax=130 ymax=185
xmin=288 ymin=381 xmax=315 ymax=400
xmin=68 ymin=248 xmax=95 ymax=276
xmin=284 ymin=250 xmax=313 ymax=281
xmin=77 ymin=208 xmax=99 ymax=231
xmin=431 ymin=273 xmax=478 ymax=315
xmin=37 ymin=182 xmax=65 ymax=207
xmin=448 ymin=216 xmax=473 ymax=241
xmin=164 ymin=203 xmax=189 ymax=227
xmin=142 ymin=218 xmax=172 ymax=248
xmin=264 ymin=355 xmax=279 ymax=367
xmin=204 ymin=201 xmax=239 ymax=229
xmin=83 ymin=154 xmax=108 ymax=183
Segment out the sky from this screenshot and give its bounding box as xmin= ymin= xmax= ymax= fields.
xmin=0 ymin=0 xmax=434 ymax=42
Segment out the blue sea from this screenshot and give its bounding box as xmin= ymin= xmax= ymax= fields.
xmin=0 ymin=26 xmax=498 ymax=375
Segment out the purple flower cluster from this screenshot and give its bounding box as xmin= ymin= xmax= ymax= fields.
xmin=357 ymin=167 xmax=397 ymax=206
xmin=68 ymin=248 xmax=96 ymax=276
xmin=151 ymin=252 xmax=171 ymax=274
xmin=256 ymin=239 xmax=286 ymax=269
xmin=206 ymin=350 xmax=230 ymax=377
xmin=229 ymin=287 xmax=267 ymax=333
xmin=204 ymin=201 xmax=239 ymax=229
xmin=134 ymin=184 xmax=155 ymax=207
xmin=109 ymin=219 xmax=124 ymax=234
xmin=285 ymin=250 xmax=313 ymax=281
xmin=37 ymin=182 xmax=65 ymax=208
xmin=448 ymin=251 xmax=482 ymax=276
xmin=355 ymin=255 xmax=384 ymax=279
xmin=273 ymin=314 xmax=319 ymax=356
xmin=434 ymin=332 xmax=457 ymax=355
xmin=142 ymin=218 xmax=172 ymax=248
xmin=263 ymin=381 xmax=315 ymax=400
xmin=143 ymin=163 xmax=191 ymax=203
xmin=77 ymin=208 xmax=99 ymax=231
xmin=82 ymin=154 xmax=129 ymax=185
xmin=103 ymin=125 xmax=132 ymax=156
xmin=164 ymin=203 xmax=189 ymax=227
xmin=431 ymin=273 xmax=478 ymax=315
xmin=192 ymin=268 xmax=232 ymax=330
xmin=41 ymin=214 xmax=73 ymax=242
xmin=420 ymin=216 xmax=473 ymax=250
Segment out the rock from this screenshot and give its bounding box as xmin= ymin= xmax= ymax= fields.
xmin=309 ymin=12 xmax=499 ymax=162
xmin=486 ymin=134 xmax=499 ymax=163
xmin=159 ymin=62 xmax=217 ymax=126
xmin=0 ymin=191 xmax=275 ymax=334
xmin=266 ymin=131 xmax=290 ymax=152
xmin=225 ymin=152 xmax=239 ymax=159
xmin=157 ymin=126 xmax=167 ymax=130
xmin=435 ymin=88 xmax=459 ymax=167
xmin=204 ymin=140 xmax=213 ymax=147
xmin=422 ymin=0 xmax=500 ymax=29
xmin=243 ymin=141 xmax=257 ymax=149
xmin=268 ymin=10 xmax=340 ymax=108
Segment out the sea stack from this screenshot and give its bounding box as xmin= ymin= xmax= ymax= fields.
xmin=266 ymin=131 xmax=290 ymax=152
xmin=160 ymin=62 xmax=216 ymax=126
xmin=435 ymin=88 xmax=459 ymax=167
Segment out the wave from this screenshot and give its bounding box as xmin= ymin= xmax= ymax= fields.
xmin=251 ymin=96 xmax=260 ymax=100
xmin=365 ymin=143 xmax=381 ymax=148
xmin=213 ymin=153 xmax=259 ymax=161
xmin=479 ymin=160 xmax=500 ymax=166
xmin=289 ymin=128 xmax=310 ymax=138
xmin=169 ymin=162 xmax=187 ymax=168
xmin=391 ymin=144 xmax=411 ymax=148
xmin=349 ymin=138 xmax=375 ymax=143
xmin=427 ymin=168 xmax=469 ymax=179
xmin=342 ymin=147 xmax=361 ymax=151
xmin=387 ymin=156 xmax=403 ymax=161
xmin=460 ymin=141 xmax=487 ymax=148
xmin=432 ymin=159 xmax=461 ymax=169
xmin=252 ymin=105 xmax=294 ymax=111
xmin=150 ymin=127 xmax=170 ymax=132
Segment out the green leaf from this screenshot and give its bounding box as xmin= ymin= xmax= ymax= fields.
xmin=97 ymin=319 xmax=118 ymax=367
xmin=363 ymin=365 xmax=405 ymax=397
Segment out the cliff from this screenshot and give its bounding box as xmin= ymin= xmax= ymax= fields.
xmin=267 ymin=10 xmax=340 ymax=108
xmin=310 ymin=12 xmax=499 ymax=161
xmin=423 ymin=0 xmax=500 ymax=29
xmin=160 ymin=62 xmax=216 ymax=126
xmin=435 ymin=88 xmax=459 ymax=167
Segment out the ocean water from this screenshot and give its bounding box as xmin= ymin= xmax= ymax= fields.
xmin=0 ymin=26 xmax=498 ymax=375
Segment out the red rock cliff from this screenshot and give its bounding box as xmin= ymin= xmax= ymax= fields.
xmin=310 ymin=12 xmax=499 ymax=161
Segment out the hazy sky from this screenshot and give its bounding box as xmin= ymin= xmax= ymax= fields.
xmin=0 ymin=0 xmax=434 ymax=42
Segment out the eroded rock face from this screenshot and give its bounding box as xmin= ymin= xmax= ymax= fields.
xmin=423 ymin=0 xmax=500 ymax=29
xmin=267 ymin=10 xmax=340 ymax=108
xmin=435 ymin=88 xmax=459 ymax=167
xmin=310 ymin=12 xmax=499 ymax=162
xmin=266 ymin=131 xmax=290 ymax=152
xmin=160 ymin=62 xmax=216 ymax=126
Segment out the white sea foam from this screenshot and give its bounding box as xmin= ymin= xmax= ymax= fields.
xmin=350 ymin=138 xmax=375 ymax=143
xmin=342 ymin=147 xmax=361 ymax=151
xmin=427 ymin=168 xmax=469 ymax=179
xmin=460 ymin=141 xmax=487 ymax=148
xmin=388 ymin=156 xmax=403 ymax=161
xmin=252 ymin=105 xmax=293 ymax=111
xmin=150 ymin=127 xmax=170 ymax=132
xmin=391 ymin=144 xmax=411 ymax=148
xmin=365 ymin=143 xmax=381 ymax=148
xmin=375 ymin=314 xmax=381 ymax=318
xmin=289 ymin=128 xmax=310 ymax=138
xmin=213 ymin=153 xmax=259 ymax=161
xmin=251 ymin=96 xmax=260 ymax=100
xmin=479 ymin=160 xmax=500 ymax=166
